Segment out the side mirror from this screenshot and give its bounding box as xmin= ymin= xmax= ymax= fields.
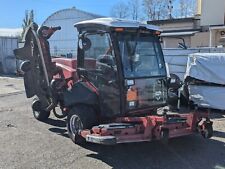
xmin=78 ymin=37 xmax=91 ymax=51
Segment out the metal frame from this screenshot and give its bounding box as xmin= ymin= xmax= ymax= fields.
xmin=80 ymin=110 xmax=211 ymax=145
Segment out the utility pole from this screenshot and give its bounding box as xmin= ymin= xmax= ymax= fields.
xmin=168 ymin=0 xmax=173 ymax=19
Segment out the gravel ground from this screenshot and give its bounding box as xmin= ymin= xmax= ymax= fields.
xmin=0 ymin=76 xmax=225 ymax=169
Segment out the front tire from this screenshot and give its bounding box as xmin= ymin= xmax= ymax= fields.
xmin=33 ymin=110 xmax=50 ymax=121
xmin=32 ymin=98 xmax=50 ymax=121
xmin=67 ymin=105 xmax=97 ymax=145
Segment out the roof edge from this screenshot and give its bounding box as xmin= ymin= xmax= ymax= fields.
xmin=147 ymin=17 xmax=197 ymax=25
xmin=75 ymin=18 xmax=161 ymax=31
xmin=42 ymin=7 xmax=103 ymax=26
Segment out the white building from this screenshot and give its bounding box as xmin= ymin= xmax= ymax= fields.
xmin=0 ymin=28 xmax=22 ymax=37
xmin=148 ymin=0 xmax=225 ymax=48
xmin=0 ymin=27 xmax=21 ymax=74
xmin=42 ymin=7 xmax=101 ymax=57
xmin=0 ymin=36 xmax=18 ymax=74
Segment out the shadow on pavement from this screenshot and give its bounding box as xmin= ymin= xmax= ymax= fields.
xmin=42 ymin=118 xmax=69 ymax=138
xmin=48 ymin=127 xmax=69 ymax=138
xmin=210 ymin=112 xmax=225 ymax=119
xmin=82 ymin=135 xmax=225 ymax=169
xmin=44 ymin=116 xmax=225 ymax=169
xmin=0 ymin=74 xmax=23 ymax=79
xmin=44 ymin=118 xmax=66 ymax=128
xmin=214 ymin=130 xmax=225 ymax=139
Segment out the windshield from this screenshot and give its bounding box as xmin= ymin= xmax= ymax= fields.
xmin=118 ymin=33 xmax=166 ymax=78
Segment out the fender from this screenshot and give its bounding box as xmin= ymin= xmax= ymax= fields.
xmin=63 ymin=81 xmax=99 ymax=107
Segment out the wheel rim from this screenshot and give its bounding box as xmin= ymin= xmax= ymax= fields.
xmin=70 ymin=115 xmax=83 ymax=136
xmin=33 ymin=110 xmax=40 ymax=117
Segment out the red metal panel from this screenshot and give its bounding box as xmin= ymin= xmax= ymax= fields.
xmin=52 ymin=58 xmax=77 ymax=69
xmin=81 ymin=107 xmax=210 ymax=144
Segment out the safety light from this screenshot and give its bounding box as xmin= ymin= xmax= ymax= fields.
xmin=127 ymin=87 xmax=138 ymax=102
xmin=154 ymin=31 xmax=161 ymax=35
xmin=115 ymin=28 xmax=124 ymax=32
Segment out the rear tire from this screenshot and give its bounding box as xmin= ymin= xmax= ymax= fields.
xmin=33 ymin=110 xmax=50 ymax=121
xmin=67 ymin=105 xmax=97 ymax=145
xmin=202 ymin=123 xmax=213 ymax=139
xmin=32 ymin=97 xmax=50 ymax=121
xmin=160 ymin=129 xmax=169 ymax=145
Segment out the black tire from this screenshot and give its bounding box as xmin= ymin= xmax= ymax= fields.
xmin=33 ymin=110 xmax=50 ymax=121
xmin=160 ymin=129 xmax=169 ymax=145
xmin=202 ymin=123 xmax=213 ymax=139
xmin=67 ymin=105 xmax=97 ymax=145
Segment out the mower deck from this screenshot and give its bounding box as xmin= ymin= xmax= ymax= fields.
xmin=81 ymin=109 xmax=210 ymax=145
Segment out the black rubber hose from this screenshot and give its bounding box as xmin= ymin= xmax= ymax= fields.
xmin=53 ymin=108 xmax=67 ymax=119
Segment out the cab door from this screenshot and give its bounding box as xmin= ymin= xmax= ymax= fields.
xmin=79 ymin=32 xmax=121 ymax=117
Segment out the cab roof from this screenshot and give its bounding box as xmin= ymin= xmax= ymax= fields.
xmin=75 ymin=18 xmax=161 ymax=32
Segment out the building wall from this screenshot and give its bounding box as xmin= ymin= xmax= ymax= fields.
xmin=191 ymin=32 xmax=210 ymax=47
xmin=161 ymin=28 xmax=225 ymax=48
xmin=148 ymin=0 xmax=225 ymax=48
xmin=197 ymin=0 xmax=202 ymax=16
xmin=0 ymin=37 xmax=18 ymax=74
xmin=215 ymin=29 xmax=225 ymax=46
xmin=42 ymin=8 xmax=101 ymax=57
xmin=157 ymin=22 xmax=194 ymax=31
xmin=200 ymin=0 xmax=225 ymax=26
xmin=162 ymin=36 xmax=191 ymax=48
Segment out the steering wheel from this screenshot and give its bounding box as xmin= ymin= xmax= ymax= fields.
xmin=97 ymin=54 xmax=115 ymax=67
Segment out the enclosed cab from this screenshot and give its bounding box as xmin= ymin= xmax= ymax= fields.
xmin=65 ymin=19 xmax=212 ymax=145
xmin=68 ymin=18 xmax=167 ymax=118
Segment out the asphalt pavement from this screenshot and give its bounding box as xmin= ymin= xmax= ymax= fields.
xmin=0 ymin=76 xmax=225 ymax=169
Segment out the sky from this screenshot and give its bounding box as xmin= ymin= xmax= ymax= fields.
xmin=0 ymin=0 xmax=124 ymax=28
xmin=0 ymin=0 xmax=181 ymax=28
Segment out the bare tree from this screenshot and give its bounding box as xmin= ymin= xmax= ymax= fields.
xmin=178 ymin=0 xmax=196 ymax=18
xmin=128 ymin=0 xmax=141 ymax=20
xmin=143 ymin=0 xmax=168 ymax=20
xmin=110 ymin=1 xmax=129 ymax=19
xmin=21 ymin=10 xmax=34 ymax=38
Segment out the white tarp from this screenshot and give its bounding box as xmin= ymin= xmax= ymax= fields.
xmin=185 ymin=53 xmax=225 ymax=110
xmin=185 ymin=53 xmax=225 ymax=85
xmin=163 ymin=48 xmax=225 ymax=82
xmin=189 ymin=85 xmax=225 ymax=110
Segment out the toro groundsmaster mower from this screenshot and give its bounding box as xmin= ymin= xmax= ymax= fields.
xmin=14 ymin=18 xmax=213 ymax=145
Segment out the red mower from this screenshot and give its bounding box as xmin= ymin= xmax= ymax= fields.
xmin=14 ymin=18 xmax=213 ymax=145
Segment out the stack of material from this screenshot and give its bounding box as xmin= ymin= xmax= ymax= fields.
xmin=184 ymin=53 xmax=225 ymax=110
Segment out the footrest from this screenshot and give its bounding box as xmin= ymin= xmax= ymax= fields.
xmin=86 ymin=135 xmax=117 ymax=145
xmin=95 ymin=123 xmax=136 ymax=130
xmin=166 ymin=117 xmax=187 ymax=124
